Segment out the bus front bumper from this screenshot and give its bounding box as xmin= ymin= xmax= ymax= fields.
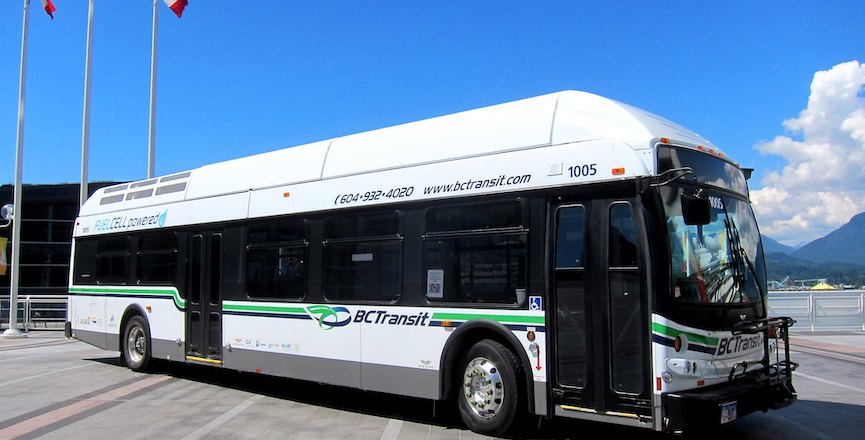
xmin=662 ymin=375 xmax=796 ymax=432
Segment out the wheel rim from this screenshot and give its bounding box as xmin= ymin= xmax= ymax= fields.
xmin=126 ymin=325 xmax=146 ymax=364
xmin=462 ymin=356 xmax=505 ymax=419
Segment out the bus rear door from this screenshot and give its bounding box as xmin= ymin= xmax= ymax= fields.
xmin=186 ymin=231 xmax=223 ymax=363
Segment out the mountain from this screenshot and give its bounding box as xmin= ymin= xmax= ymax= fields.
xmin=761 ymin=235 xmax=796 ymax=255
xmin=764 ymin=251 xmax=865 ymax=288
xmin=792 ymin=212 xmax=865 ymax=264
xmin=762 ymin=212 xmax=865 ymax=288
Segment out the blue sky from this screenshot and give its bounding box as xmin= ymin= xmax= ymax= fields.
xmin=1 ymin=1 xmax=864 ymax=245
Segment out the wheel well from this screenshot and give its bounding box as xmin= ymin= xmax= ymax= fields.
xmin=439 ymin=320 xmax=535 ymax=414
xmin=119 ymin=305 xmax=148 ymax=348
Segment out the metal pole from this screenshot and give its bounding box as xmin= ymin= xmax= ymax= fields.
xmin=147 ymin=0 xmax=158 ymax=178
xmin=3 ymin=0 xmax=30 ymax=338
xmin=80 ymin=0 xmax=95 ymax=207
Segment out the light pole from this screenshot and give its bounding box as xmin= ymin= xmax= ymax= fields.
xmin=2 ymin=202 xmax=25 ymax=337
xmin=3 ymin=0 xmax=31 ymax=339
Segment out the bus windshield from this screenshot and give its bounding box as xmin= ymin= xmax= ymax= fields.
xmin=661 ymin=186 xmax=767 ymax=304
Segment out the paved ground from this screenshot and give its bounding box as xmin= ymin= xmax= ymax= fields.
xmin=789 ymin=331 xmax=865 ymax=358
xmin=0 ymin=329 xmax=862 ymax=440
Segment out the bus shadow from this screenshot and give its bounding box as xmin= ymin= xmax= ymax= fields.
xmin=85 ymin=357 xmax=863 ymax=439
xmin=534 ymin=398 xmax=865 ymax=440
xmin=92 ymin=357 xmax=470 ymax=431
xmin=683 ymin=399 xmax=865 ymax=440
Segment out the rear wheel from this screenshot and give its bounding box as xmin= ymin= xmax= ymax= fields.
xmin=122 ymin=315 xmax=151 ymax=372
xmin=457 ymin=339 xmax=523 ymax=436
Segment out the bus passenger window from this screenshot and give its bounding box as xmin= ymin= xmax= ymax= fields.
xmin=72 ymin=239 xmax=99 ymax=284
xmin=245 ymin=220 xmax=308 ymax=301
xmin=423 ymin=200 xmax=527 ymax=305
xmin=137 ymin=232 xmax=178 ymax=284
xmin=96 ymin=236 xmax=130 ymax=284
xmin=323 ymin=212 xmax=402 ymax=302
xmin=246 ymin=247 xmax=306 ymax=300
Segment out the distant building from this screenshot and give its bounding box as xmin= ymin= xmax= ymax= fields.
xmin=0 ymin=182 xmax=121 ymax=297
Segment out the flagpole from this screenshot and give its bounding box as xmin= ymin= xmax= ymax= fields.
xmin=3 ymin=0 xmax=31 ymax=338
xmin=80 ymin=0 xmax=95 ymax=206
xmin=148 ymin=0 xmax=158 ymax=179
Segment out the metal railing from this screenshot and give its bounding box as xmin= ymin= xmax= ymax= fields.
xmin=0 ymin=295 xmax=67 ymax=331
xmin=768 ymin=290 xmax=865 ymax=332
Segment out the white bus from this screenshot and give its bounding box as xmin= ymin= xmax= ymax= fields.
xmin=66 ymin=90 xmax=797 ymax=435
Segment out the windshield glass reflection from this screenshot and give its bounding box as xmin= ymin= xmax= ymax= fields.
xmin=662 ymin=187 xmax=766 ymax=304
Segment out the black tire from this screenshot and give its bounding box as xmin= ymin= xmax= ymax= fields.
xmin=457 ymin=339 xmax=523 ymax=436
xmin=122 ymin=315 xmax=152 ymax=372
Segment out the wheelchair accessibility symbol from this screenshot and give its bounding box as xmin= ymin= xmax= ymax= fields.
xmin=529 ymin=296 xmax=542 ymax=311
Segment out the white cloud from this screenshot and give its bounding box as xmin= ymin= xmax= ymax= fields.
xmin=751 ymin=60 xmax=865 ymax=246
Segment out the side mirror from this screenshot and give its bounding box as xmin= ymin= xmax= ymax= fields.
xmin=682 ymin=193 xmax=710 ymax=225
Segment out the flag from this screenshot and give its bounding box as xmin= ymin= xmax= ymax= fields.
xmin=163 ymin=0 xmax=188 ymax=18
xmin=42 ymin=0 xmax=56 ymax=19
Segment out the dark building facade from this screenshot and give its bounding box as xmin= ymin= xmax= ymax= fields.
xmin=0 ymin=182 xmax=120 ymax=296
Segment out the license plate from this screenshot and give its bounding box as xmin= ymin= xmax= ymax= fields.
xmin=720 ymin=401 xmax=737 ymax=424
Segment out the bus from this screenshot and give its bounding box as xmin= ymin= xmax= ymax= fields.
xmin=66 ymin=90 xmax=797 ymax=435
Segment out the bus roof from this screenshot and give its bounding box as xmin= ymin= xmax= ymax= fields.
xmin=80 ymin=90 xmax=717 ymax=217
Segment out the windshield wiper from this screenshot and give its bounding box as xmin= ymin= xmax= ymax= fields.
xmin=725 ymin=216 xmax=765 ymax=301
xmin=740 ymin=247 xmax=766 ymax=299
xmin=724 ymin=217 xmax=746 ymax=298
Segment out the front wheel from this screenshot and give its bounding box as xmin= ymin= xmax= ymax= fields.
xmin=457 ymin=339 xmax=523 ymax=436
xmin=122 ymin=315 xmax=152 ymax=372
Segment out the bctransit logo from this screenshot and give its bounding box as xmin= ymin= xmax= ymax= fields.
xmin=307 ymin=305 xmax=351 ymax=330
xmin=305 ymin=305 xmax=431 ymax=330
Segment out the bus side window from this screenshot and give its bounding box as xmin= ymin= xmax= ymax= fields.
xmin=323 ymin=211 xmax=402 ymax=302
xmin=73 ymin=239 xmax=99 ymax=285
xmin=423 ymin=200 xmax=528 ymax=305
xmin=137 ymin=232 xmax=178 ymax=285
xmin=96 ymin=236 xmax=130 ymax=285
xmin=245 ymin=220 xmax=308 ymax=301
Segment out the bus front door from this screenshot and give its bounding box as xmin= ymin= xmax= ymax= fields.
xmin=186 ymin=232 xmax=223 ymax=363
xmin=551 ymin=199 xmax=650 ymax=419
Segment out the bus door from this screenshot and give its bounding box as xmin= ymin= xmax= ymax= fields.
xmin=550 ymin=199 xmax=650 ymax=418
xmin=186 ymin=231 xmax=223 ymax=363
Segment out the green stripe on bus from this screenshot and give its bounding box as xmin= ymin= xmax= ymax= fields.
xmin=431 ymin=312 xmax=545 ymax=325
xmin=69 ymin=286 xmax=186 ymax=309
xmin=222 ymin=304 xmax=307 ymax=314
xmin=652 ymin=322 xmax=718 ymax=346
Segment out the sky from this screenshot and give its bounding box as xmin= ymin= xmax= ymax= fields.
xmin=1 ymin=1 xmax=864 ymax=246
